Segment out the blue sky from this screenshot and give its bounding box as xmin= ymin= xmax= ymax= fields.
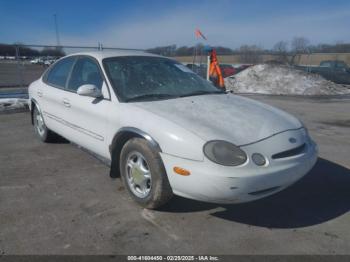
xmin=1 ymin=0 xmax=350 ymax=49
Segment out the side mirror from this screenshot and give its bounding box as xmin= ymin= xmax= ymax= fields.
xmin=77 ymin=84 xmax=103 ymax=98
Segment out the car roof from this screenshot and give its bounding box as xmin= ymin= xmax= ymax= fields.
xmin=65 ymin=50 xmax=163 ymax=61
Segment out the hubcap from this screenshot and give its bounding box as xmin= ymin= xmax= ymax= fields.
xmin=125 ymin=152 xmax=152 ymax=198
xmin=35 ymin=110 xmax=45 ymax=136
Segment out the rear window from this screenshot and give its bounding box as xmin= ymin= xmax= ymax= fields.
xmin=46 ymin=57 xmax=76 ymax=88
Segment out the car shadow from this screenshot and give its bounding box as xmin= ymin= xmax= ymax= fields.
xmin=160 ymin=158 xmax=350 ymax=228
xmin=48 ymin=136 xmax=70 ymax=144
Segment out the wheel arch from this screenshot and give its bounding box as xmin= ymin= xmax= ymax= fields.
xmin=109 ymin=127 xmax=162 ymax=178
xmin=30 ymin=98 xmax=42 ymax=125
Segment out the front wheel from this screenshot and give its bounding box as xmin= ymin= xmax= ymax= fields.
xmin=120 ymin=138 xmax=173 ymax=209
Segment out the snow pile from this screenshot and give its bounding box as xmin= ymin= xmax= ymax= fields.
xmin=225 ymin=64 xmax=350 ymax=95
xmin=0 ymin=98 xmax=29 ymax=112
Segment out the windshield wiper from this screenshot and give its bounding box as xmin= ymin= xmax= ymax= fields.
xmin=179 ymin=90 xmax=226 ymax=98
xmin=125 ymin=94 xmax=178 ymax=102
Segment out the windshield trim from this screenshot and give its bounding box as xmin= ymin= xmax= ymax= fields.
xmin=179 ymin=90 xmax=226 ymax=98
xmin=125 ymin=93 xmax=180 ymax=102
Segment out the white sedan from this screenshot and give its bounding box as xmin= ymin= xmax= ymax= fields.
xmin=28 ymin=51 xmax=318 ymax=209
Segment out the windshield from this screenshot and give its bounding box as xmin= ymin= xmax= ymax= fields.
xmin=103 ymin=56 xmax=224 ymax=102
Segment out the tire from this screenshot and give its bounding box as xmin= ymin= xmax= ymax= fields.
xmin=120 ymin=138 xmax=173 ymax=209
xmin=33 ymin=105 xmax=58 ymax=143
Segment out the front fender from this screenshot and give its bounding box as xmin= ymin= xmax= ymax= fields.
xmin=118 ymin=105 xmax=205 ymax=161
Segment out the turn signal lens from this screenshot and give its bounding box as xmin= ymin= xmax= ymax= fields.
xmin=252 ymin=153 xmax=266 ymax=166
xmin=173 ymin=167 xmax=191 ymax=176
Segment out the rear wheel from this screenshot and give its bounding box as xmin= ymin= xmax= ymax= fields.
xmin=33 ymin=106 xmax=58 ymax=143
xmin=120 ymin=138 xmax=173 ymax=209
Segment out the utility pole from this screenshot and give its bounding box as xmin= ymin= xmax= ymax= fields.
xmin=15 ymin=44 xmax=24 ymax=87
xmin=53 ymin=14 xmax=61 ymax=48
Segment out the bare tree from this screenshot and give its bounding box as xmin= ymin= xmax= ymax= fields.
xmin=239 ymin=45 xmax=262 ymax=64
xmin=334 ymin=41 xmax=348 ymax=53
xmin=273 ymin=41 xmax=288 ymax=63
xmin=290 ymin=37 xmax=310 ymax=64
xmin=291 ymin=37 xmax=309 ymax=53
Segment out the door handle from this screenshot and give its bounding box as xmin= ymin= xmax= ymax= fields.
xmin=62 ymin=98 xmax=71 ymax=108
xmin=37 ymin=91 xmax=43 ymax=97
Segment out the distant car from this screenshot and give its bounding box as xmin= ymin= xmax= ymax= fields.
xmin=236 ymin=64 xmax=252 ymax=73
xmin=220 ymin=64 xmax=236 ymax=78
xmin=44 ymin=59 xmax=56 ymax=66
xmin=30 ymin=58 xmax=44 ymax=65
xmin=296 ymin=60 xmax=350 ymax=85
xmin=29 ymin=51 xmax=318 ymax=209
xmin=320 ymin=60 xmax=349 ymax=69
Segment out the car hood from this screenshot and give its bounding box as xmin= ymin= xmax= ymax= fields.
xmin=133 ymin=93 xmax=302 ymax=146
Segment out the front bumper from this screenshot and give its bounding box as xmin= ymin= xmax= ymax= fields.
xmin=160 ymin=129 xmax=318 ymax=204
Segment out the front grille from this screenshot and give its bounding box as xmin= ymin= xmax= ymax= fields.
xmin=272 ymin=143 xmax=306 ymax=159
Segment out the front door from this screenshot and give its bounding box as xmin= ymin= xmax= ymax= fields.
xmin=62 ymin=56 xmax=112 ymax=158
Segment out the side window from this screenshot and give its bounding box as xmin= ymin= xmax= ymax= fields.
xmin=46 ymin=57 xmax=75 ymax=88
xmin=67 ymin=57 xmax=103 ymax=92
xmin=320 ymin=61 xmax=331 ymax=67
xmin=336 ymin=62 xmax=346 ymax=68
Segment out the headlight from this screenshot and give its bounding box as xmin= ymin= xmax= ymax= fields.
xmin=203 ymin=140 xmax=247 ymax=166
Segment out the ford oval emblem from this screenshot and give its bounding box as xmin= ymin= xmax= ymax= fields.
xmin=289 ymin=137 xmax=297 ymax=143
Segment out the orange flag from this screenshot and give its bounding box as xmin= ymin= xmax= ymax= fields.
xmin=195 ymin=28 xmax=207 ymax=40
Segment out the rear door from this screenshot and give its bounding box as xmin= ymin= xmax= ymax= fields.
xmin=61 ymin=56 xmax=112 ymax=158
xmin=40 ymin=56 xmax=77 ymax=138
